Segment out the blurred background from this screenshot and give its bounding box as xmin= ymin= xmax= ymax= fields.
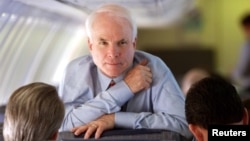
xmin=1 ymin=0 xmax=250 ymax=106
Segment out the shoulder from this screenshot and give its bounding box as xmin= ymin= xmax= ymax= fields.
xmin=134 ymin=50 xmax=171 ymax=74
xmin=66 ymin=54 xmax=95 ymax=70
xmin=68 ymin=54 xmax=92 ymax=65
xmin=134 ymin=50 xmax=164 ymax=64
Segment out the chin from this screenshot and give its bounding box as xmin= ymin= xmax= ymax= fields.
xmin=108 ymin=74 xmax=119 ymax=78
xmin=106 ymin=72 xmax=121 ymax=78
xmin=103 ymin=68 xmax=124 ymax=77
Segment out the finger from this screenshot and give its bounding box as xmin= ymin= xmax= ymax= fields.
xmin=139 ymin=59 xmax=148 ymax=66
xmin=84 ymin=125 xmax=97 ymax=139
xmin=142 ymin=66 xmax=151 ymax=72
xmin=71 ymin=125 xmax=85 ymax=132
xmin=71 ymin=127 xmax=77 ymax=132
xmin=145 ymin=76 xmax=153 ymax=85
xmin=73 ymin=126 xmax=88 ymax=136
xmin=139 ymin=64 xmax=151 ymax=73
xmin=95 ymin=127 xmax=104 ymax=139
xmin=145 ymin=70 xmax=153 ymax=78
xmin=144 ymin=73 xmax=152 ymax=86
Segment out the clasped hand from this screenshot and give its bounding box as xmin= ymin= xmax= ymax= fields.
xmin=124 ymin=59 xmax=153 ymax=94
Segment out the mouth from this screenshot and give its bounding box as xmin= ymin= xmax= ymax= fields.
xmin=106 ymin=62 xmax=122 ymax=66
xmin=107 ymin=63 xmax=120 ymax=65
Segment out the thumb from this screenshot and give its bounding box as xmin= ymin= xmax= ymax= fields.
xmin=139 ymin=59 xmax=148 ymax=66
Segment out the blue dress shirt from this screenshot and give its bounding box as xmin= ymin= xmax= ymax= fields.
xmin=58 ymin=50 xmax=192 ymax=138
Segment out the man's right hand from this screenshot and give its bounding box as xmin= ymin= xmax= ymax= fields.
xmin=124 ymin=59 xmax=153 ymax=94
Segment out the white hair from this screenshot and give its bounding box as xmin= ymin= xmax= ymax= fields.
xmin=85 ymin=3 xmax=137 ymax=41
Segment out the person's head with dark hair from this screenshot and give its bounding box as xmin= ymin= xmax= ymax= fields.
xmin=240 ymin=13 xmax=250 ymax=39
xmin=241 ymin=13 xmax=250 ymax=26
xmin=185 ymin=77 xmax=249 ymax=141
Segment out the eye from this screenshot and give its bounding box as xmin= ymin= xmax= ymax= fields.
xmin=118 ymin=40 xmax=127 ymax=46
xmin=99 ymin=40 xmax=108 ymax=46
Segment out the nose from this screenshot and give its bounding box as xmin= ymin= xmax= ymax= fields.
xmin=108 ymin=44 xmax=119 ymax=58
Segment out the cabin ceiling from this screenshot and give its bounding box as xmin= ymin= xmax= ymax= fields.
xmin=15 ymin=0 xmax=196 ymax=28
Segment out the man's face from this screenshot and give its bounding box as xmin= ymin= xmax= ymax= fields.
xmin=88 ymin=13 xmax=136 ymax=78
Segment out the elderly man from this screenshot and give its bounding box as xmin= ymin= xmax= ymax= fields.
xmin=58 ymin=3 xmax=191 ymax=140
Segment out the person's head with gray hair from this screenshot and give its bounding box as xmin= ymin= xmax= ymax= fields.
xmin=85 ymin=3 xmax=137 ymax=41
xmin=3 ymin=82 xmax=65 ymax=141
xmin=84 ymin=3 xmax=138 ymax=78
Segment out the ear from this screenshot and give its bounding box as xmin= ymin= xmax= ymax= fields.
xmin=189 ymin=124 xmax=205 ymax=141
xmin=51 ymin=132 xmax=58 ymax=140
xmin=133 ymin=38 xmax=137 ymax=49
xmin=87 ymin=37 xmax=92 ymax=50
xmin=242 ymin=107 xmax=249 ymax=125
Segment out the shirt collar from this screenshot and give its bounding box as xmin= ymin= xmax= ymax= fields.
xmin=97 ymin=64 xmax=133 ymax=90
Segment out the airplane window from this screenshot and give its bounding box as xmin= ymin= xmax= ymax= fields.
xmin=0 ymin=0 xmax=87 ymax=105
